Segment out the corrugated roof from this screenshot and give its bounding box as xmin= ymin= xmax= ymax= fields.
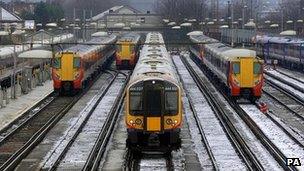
xmin=0 ymin=7 xmax=22 ymax=21
xmin=91 ymin=6 xmax=124 ymax=21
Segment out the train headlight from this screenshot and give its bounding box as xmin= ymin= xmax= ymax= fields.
xmin=135 ymin=118 xmax=142 ymax=125
xmin=74 ymin=72 xmax=80 ymax=79
xmin=129 ymin=120 xmax=134 ymax=124
xmin=166 ymin=119 xmax=173 ymax=125
xmin=255 ymin=80 xmax=260 ymax=85
xmin=233 ymin=79 xmax=240 ymax=86
xmin=54 ymin=73 xmax=61 ymax=80
xmin=174 ymin=120 xmax=178 ymax=124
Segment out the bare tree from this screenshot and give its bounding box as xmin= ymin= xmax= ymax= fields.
xmin=51 ymin=0 xmax=125 ymax=19
xmin=155 ymin=0 xmax=204 ymax=22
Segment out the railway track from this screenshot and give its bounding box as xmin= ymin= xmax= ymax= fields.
xmin=262 ymin=84 xmax=304 ymax=146
xmin=187 ymin=54 xmax=301 ymax=171
xmin=43 ymin=71 xmax=128 ymax=171
xmin=0 ymin=94 xmax=78 ymax=170
xmin=0 ymin=67 xmax=114 ymax=170
xmin=177 ymin=55 xmax=263 ymax=171
xmin=265 ymin=72 xmax=304 ymax=105
xmin=124 ymin=149 xmax=174 ymax=171
xmin=263 ymin=83 xmax=304 ymax=122
xmin=274 ymin=69 xmax=304 ymax=85
xmin=0 ymin=92 xmax=56 ymax=143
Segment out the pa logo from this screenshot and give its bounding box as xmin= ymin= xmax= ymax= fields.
xmin=286 ymin=158 xmax=301 ymax=166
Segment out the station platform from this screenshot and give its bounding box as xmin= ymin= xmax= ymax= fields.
xmin=0 ymin=80 xmax=53 ymax=131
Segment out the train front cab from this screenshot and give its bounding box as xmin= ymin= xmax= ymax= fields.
xmin=228 ymin=57 xmax=263 ymax=101
xmin=126 ymin=79 xmax=182 ymax=150
xmin=116 ymin=42 xmax=137 ymax=69
xmin=52 ymin=52 xmax=83 ymax=94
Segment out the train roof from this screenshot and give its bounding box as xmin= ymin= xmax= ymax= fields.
xmin=256 ymin=35 xmax=304 ymax=45
xmin=189 ymin=34 xmax=219 ymax=44
xmin=129 ymin=32 xmax=178 ymax=86
xmin=189 ymin=34 xmax=257 ymax=60
xmin=117 ymin=33 xmax=140 ymax=43
xmin=205 ymin=42 xmax=256 ymax=60
xmin=222 ymin=49 xmax=256 ymax=58
xmin=64 ymin=34 xmax=116 ymax=55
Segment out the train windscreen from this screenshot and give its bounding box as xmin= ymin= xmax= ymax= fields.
xmin=129 ymin=83 xmax=143 ymax=115
xmin=129 ymin=81 xmax=178 ymax=116
xmin=164 ymin=82 xmax=178 ymax=115
xmin=52 ymin=58 xmax=61 ymax=69
xmin=253 ymin=62 xmax=262 ymax=74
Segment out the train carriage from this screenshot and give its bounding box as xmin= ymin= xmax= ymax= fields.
xmin=125 ymin=32 xmax=182 ymax=150
xmin=52 ymin=34 xmax=116 ymax=94
xmin=190 ymin=34 xmax=264 ymax=101
xmin=255 ymin=35 xmax=304 ymax=70
xmin=115 ymin=33 xmax=141 ymax=69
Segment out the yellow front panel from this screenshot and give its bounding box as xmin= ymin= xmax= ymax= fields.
xmin=147 ymin=117 xmax=161 ymax=131
xmin=240 ymin=58 xmax=253 ymax=87
xmin=121 ymin=44 xmax=131 ymax=60
xmin=61 ymin=54 xmax=74 ymax=81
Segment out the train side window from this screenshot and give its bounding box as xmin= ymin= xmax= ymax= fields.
xmin=165 ymin=91 xmax=178 ymax=115
xmin=232 ymin=62 xmax=240 ymax=74
xmin=73 ymin=57 xmax=81 ymax=68
xmin=130 ymin=45 xmax=135 ymax=53
xmin=254 ymin=62 xmax=262 ymax=74
xmin=52 ymin=58 xmax=61 ymax=69
xmin=116 ymin=44 xmax=122 ymax=52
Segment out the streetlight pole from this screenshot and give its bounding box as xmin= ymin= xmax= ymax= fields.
xmin=242 ymin=5 xmax=247 ymax=29
xmin=231 ymin=0 xmax=234 ymax=47
xmin=281 ymin=0 xmax=284 ymax=32
xmin=10 ymin=45 xmax=17 ymax=99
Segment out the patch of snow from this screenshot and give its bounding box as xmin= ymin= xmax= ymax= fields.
xmin=266 ymin=76 xmax=304 ymax=100
xmin=266 ymin=69 xmax=304 ymax=92
xmin=186 ymin=56 xmax=283 ymax=170
xmin=241 ymin=105 xmax=304 ymax=171
xmin=41 ymin=75 xmax=119 ymax=168
xmin=173 ymin=55 xmax=246 ymax=170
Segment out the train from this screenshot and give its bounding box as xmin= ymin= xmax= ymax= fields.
xmin=115 ymin=33 xmax=141 ymax=69
xmin=219 ymin=28 xmax=303 ymax=71
xmin=52 ymin=34 xmax=117 ymax=94
xmin=255 ymin=35 xmax=304 ymax=70
xmin=189 ymin=34 xmax=264 ymax=102
xmin=125 ymin=32 xmax=182 ymax=150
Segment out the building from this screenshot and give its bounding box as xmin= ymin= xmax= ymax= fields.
xmin=91 ymin=5 xmax=162 ymax=30
xmin=0 ymin=6 xmax=23 ymax=32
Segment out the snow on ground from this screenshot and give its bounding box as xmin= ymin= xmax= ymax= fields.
xmin=241 ymin=105 xmax=304 ymax=171
xmin=185 ymin=56 xmax=282 ymax=170
xmin=139 ymin=158 xmax=167 ymax=171
xmin=181 ymin=96 xmax=213 ymax=170
xmin=173 ymin=55 xmax=246 ymax=170
xmin=266 ymin=69 xmax=304 ymax=92
xmin=276 ymin=67 xmax=304 ymax=82
xmin=266 ymin=76 xmax=304 ymax=100
xmin=40 ymin=75 xmax=121 ymax=169
xmin=56 ymin=75 xmax=125 ymax=169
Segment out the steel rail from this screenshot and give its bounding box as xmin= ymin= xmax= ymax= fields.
xmin=83 ymin=73 xmax=129 ymax=171
xmin=189 ymin=55 xmax=297 ymax=171
xmin=180 ymin=55 xmax=263 ymax=171
xmin=47 ymin=72 xmax=119 ymax=171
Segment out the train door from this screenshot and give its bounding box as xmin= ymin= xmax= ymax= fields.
xmin=240 ymin=58 xmax=254 ymax=87
xmin=122 ymin=43 xmax=131 ymax=59
xmin=143 ymin=81 xmax=164 ymax=132
xmin=61 ymin=53 xmax=74 ymax=81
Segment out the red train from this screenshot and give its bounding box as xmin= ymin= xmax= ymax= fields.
xmin=115 ymin=33 xmax=141 ymax=69
xmin=52 ymin=34 xmax=117 ymax=94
